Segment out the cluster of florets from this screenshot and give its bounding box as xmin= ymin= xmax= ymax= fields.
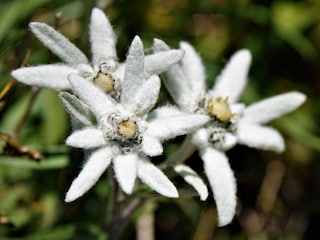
xmin=11 ymin=8 xmax=306 ymax=226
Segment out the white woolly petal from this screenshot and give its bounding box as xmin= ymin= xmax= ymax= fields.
xmin=144 ymin=50 xmax=184 ymax=78
xmin=180 ymin=41 xmax=206 ymax=96
xmin=90 ymin=8 xmax=117 ymax=66
xmin=221 ymin=133 xmax=238 ymax=151
xmin=211 ymin=49 xmax=251 ymax=103
xmin=126 ymin=75 xmax=160 ymax=116
xmin=191 ymin=128 xmax=209 ymax=150
xmin=147 ymin=113 xmax=210 ymax=141
xmin=65 ymin=146 xmax=112 ymax=202
xmin=12 ymin=65 xmax=76 ymax=90
xmin=113 ymin=154 xmax=138 ymax=194
xmin=152 ymin=39 xmax=196 ymax=111
xmin=121 ymin=36 xmax=145 ymax=105
xmin=174 ymin=164 xmax=209 ymax=201
xmin=141 ymin=135 xmax=163 ymax=157
xmin=137 ymin=158 xmax=178 ymax=198
xmin=30 ymin=22 xmax=88 ymax=64
xmin=242 ymin=91 xmax=306 ymax=124
xmin=200 ymin=147 xmax=237 ymax=226
xmin=237 ymin=123 xmax=285 ymax=153
xmin=148 ymin=105 xmax=186 ymax=120
xmin=66 ymin=127 xmax=105 ymax=149
xmin=68 ymin=74 xmax=117 ymax=118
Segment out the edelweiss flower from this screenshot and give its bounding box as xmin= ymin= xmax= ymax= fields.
xmin=63 ymin=37 xmax=210 ymax=202
xmin=11 ymin=8 xmax=183 ymax=98
xmin=154 ymin=39 xmax=306 ymax=226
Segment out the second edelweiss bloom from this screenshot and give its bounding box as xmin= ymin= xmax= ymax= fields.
xmin=64 ymin=37 xmax=209 ymax=202
xmin=11 ymin=8 xmax=183 ymax=99
xmin=154 ymin=39 xmax=306 ymax=226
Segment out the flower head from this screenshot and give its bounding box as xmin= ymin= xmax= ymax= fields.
xmin=63 ymin=37 xmax=209 ymax=202
xmin=154 ymin=39 xmax=306 ymax=226
xmin=11 ymin=8 xmax=184 ymax=99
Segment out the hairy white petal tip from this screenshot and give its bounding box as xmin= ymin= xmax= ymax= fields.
xmin=174 ymin=164 xmax=209 ymax=201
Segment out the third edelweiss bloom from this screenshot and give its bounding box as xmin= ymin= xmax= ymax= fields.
xmin=153 ymin=39 xmax=306 ymax=226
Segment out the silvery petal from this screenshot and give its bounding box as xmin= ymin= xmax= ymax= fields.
xmin=126 ymin=75 xmax=160 ymax=116
xmin=200 ymin=147 xmax=237 ymax=226
xmin=174 ymin=164 xmax=209 ymax=201
xmin=148 ymin=105 xmax=185 ymax=120
xmin=152 ymin=39 xmax=195 ymax=111
xmin=141 ymin=134 xmax=163 ymax=157
xmin=68 ymin=74 xmax=117 ymax=118
xmin=59 ymin=92 xmax=95 ymax=126
xmin=65 ymin=146 xmax=112 ymax=202
xmin=191 ymin=128 xmax=209 ymax=150
xmin=90 ymin=8 xmax=117 ymax=66
xmin=121 ymin=36 xmax=144 ymax=105
xmin=180 ymin=41 xmax=206 ymax=97
xmin=211 ymin=49 xmax=251 ymax=103
xmin=147 ymin=113 xmax=210 ymax=141
xmin=242 ymin=91 xmax=306 ymax=124
xmin=221 ymin=133 xmax=237 ymax=151
xmin=12 ymin=65 xmax=75 ymax=90
xmin=237 ymin=123 xmax=285 ymax=153
xmin=137 ymin=158 xmax=178 ymax=198
xmin=144 ymin=49 xmax=184 ymax=78
xmin=30 ymin=22 xmax=88 ymax=64
xmin=113 ymin=153 xmax=138 ymax=194
xmin=66 ymin=127 xmax=105 ymax=149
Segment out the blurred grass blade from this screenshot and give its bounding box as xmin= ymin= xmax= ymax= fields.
xmin=0 ymin=0 xmax=51 ymax=42
xmin=0 ymin=155 xmax=69 ymax=169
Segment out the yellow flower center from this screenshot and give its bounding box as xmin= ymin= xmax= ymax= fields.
xmin=207 ymin=97 xmax=235 ymax=121
xmin=93 ymin=72 xmax=115 ymax=93
xmin=117 ymin=119 xmax=138 ymax=140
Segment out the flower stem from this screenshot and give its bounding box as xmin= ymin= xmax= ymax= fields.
xmin=166 ymin=134 xmax=196 ymax=166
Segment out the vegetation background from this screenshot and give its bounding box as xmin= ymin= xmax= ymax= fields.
xmin=0 ymin=0 xmax=319 ymax=239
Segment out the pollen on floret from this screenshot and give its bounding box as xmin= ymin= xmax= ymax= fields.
xmin=117 ymin=119 xmax=138 ymax=140
xmin=207 ymin=97 xmax=235 ymax=122
xmin=93 ymin=72 xmax=115 ymax=93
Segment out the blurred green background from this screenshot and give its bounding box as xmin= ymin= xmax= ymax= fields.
xmin=0 ymin=0 xmax=319 ymax=239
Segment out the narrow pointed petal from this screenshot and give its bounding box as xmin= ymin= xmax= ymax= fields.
xmin=12 ymin=65 xmax=76 ymax=90
xmin=200 ymin=147 xmax=237 ymax=226
xmin=174 ymin=164 xmax=209 ymax=201
xmin=59 ymin=92 xmax=95 ymax=126
xmin=66 ymin=127 xmax=105 ymax=149
xmin=121 ymin=36 xmax=144 ymax=105
xmin=90 ymin=8 xmax=117 ymax=66
xmin=147 ymin=113 xmax=210 ymax=141
xmin=68 ymin=74 xmax=117 ymax=118
xmin=141 ymin=134 xmax=163 ymax=157
xmin=237 ymin=123 xmax=285 ymax=153
xmin=144 ymin=50 xmax=184 ymax=78
xmin=211 ymin=49 xmax=251 ymax=103
xmin=137 ymin=158 xmax=178 ymax=198
xmin=126 ymin=75 xmax=160 ymax=116
xmin=180 ymin=42 xmax=206 ymax=96
xmin=148 ymin=105 xmax=186 ymax=120
xmin=65 ymin=147 xmax=112 ymax=202
xmin=152 ymin=39 xmax=195 ymax=110
xmin=30 ymin=22 xmax=88 ymax=64
xmin=114 ymin=154 xmax=138 ymax=194
xmin=242 ymin=92 xmax=306 ymax=124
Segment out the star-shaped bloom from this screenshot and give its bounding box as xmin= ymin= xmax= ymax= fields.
xmin=63 ymin=36 xmax=210 ymax=202
xmin=153 ymin=39 xmax=306 ymax=226
xmin=11 ymin=8 xmax=184 ymax=98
